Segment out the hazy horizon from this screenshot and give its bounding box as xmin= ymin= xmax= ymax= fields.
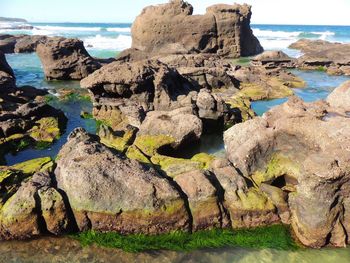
xmin=1 ymin=0 xmax=350 ymax=26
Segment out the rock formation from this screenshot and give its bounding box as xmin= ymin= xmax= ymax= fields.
xmin=224 ymin=82 xmax=350 ymax=248
xmin=55 ymin=128 xmax=190 ymax=234
xmin=0 ymin=34 xmax=47 ymax=53
xmin=121 ymin=0 xmax=262 ymax=59
xmin=290 ymin=39 xmax=350 ymax=75
xmin=36 ymin=37 xmax=102 ymax=80
xmin=251 ymin=50 xmax=295 ymax=69
xmin=0 ymin=51 xmax=66 ymax=163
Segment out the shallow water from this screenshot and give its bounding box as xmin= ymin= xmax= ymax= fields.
xmin=4 ymin=53 xmax=97 ymax=165
xmin=0 ymin=236 xmax=350 ymax=263
xmin=251 ymin=70 xmax=350 ymax=116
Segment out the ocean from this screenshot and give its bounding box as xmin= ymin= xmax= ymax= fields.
xmin=1 ymin=22 xmax=350 ymax=57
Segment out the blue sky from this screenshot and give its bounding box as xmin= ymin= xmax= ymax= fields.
xmin=1 ymin=0 xmax=350 ymax=25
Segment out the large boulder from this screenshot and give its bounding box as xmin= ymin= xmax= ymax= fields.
xmin=224 ymin=84 xmax=350 ymax=248
xmin=36 ymin=37 xmax=101 ymax=80
xmin=54 ymin=128 xmax=190 ymax=234
xmin=138 ymin=107 xmax=203 ymax=149
xmin=126 ymin=0 xmax=262 ymax=59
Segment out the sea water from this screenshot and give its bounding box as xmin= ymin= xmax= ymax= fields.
xmin=1 ymin=22 xmax=350 ymax=262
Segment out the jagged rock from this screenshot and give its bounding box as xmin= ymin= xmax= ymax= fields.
xmin=55 ymin=128 xmax=190 ymax=234
xmin=210 ymin=158 xmax=279 ymax=228
xmin=0 ymin=34 xmax=20 ymax=53
xmin=127 ymin=0 xmax=262 ymax=58
xmin=251 ymin=51 xmax=294 ymax=69
xmin=36 ymin=37 xmax=101 ymax=80
xmin=230 ymin=66 xmax=305 ymax=101
xmin=38 ymin=185 xmax=69 ymax=235
xmin=0 ymin=158 xmax=69 ymax=240
xmin=0 ymin=53 xmax=66 ymax=160
xmin=138 ymin=107 xmax=202 ymax=149
xmin=0 ymin=51 xmax=15 ymax=88
xmin=14 ymin=35 xmax=48 ymax=53
xmin=290 ymin=39 xmax=350 ymax=75
xmin=81 ymin=59 xmax=195 ymax=111
xmin=157 ymin=54 xmax=239 ymax=90
xmin=174 ymin=170 xmax=223 ymax=231
xmin=224 ymin=83 xmax=350 ymax=248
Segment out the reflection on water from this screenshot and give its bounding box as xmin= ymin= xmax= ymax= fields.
xmin=1 ymin=236 xmax=350 ymax=263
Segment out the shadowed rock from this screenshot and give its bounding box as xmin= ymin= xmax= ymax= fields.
xmin=36 ymin=37 xmax=101 ymax=80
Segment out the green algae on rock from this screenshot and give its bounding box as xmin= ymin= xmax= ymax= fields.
xmin=251 ymin=153 xmax=300 ymax=186
xmin=72 ymin=225 xmax=297 ymax=252
xmin=98 ymin=124 xmax=137 ymax=153
xmin=29 ymin=117 xmax=61 ymax=143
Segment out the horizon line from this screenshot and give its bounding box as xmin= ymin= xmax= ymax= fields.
xmin=26 ymin=21 xmax=350 ymax=27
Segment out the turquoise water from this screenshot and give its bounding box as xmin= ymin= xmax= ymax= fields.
xmin=252 ymin=70 xmax=350 ymax=116
xmin=5 ymin=53 xmax=97 ymax=165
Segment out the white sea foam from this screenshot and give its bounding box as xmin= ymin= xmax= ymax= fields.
xmin=36 ymin=25 xmax=102 ymax=32
xmin=253 ymin=28 xmax=337 ymax=52
xmin=83 ymin=34 xmax=132 ymax=51
xmin=312 ymin=31 xmax=335 ymax=40
xmin=106 ymin=27 xmax=131 ymax=33
xmin=253 ymin=28 xmax=301 ymax=38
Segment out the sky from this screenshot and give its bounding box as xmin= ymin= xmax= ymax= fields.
xmin=1 ymin=0 xmax=350 ymax=25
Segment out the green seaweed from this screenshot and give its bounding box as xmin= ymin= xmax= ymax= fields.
xmin=315 ymin=66 xmax=327 ymax=72
xmin=71 ymin=225 xmax=298 ymax=253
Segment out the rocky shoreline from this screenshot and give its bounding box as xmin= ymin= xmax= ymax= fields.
xmin=1 ymin=0 xmax=350 ymax=251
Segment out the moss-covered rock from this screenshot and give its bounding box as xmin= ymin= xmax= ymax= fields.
xmin=0 ymin=157 xmax=53 ymax=210
xmin=151 ymin=155 xmax=203 ymax=178
xmin=226 ymin=96 xmax=256 ymax=122
xmin=238 ymin=80 xmax=294 ymax=101
xmin=125 ymin=145 xmax=151 ymax=165
xmin=29 ymin=117 xmax=61 ymax=143
xmin=251 ymin=153 xmax=300 ymax=186
xmin=9 ymin=157 xmax=53 ymax=175
xmin=93 ymin=105 xmax=127 ymax=130
xmin=99 ymin=124 xmax=137 ymax=152
xmin=134 ymin=135 xmax=176 ymax=157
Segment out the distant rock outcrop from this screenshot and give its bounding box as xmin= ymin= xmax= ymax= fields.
xmin=290 ymin=39 xmax=350 ymax=75
xmin=36 ymin=37 xmax=102 ymax=80
xmin=121 ymin=0 xmax=263 ymax=59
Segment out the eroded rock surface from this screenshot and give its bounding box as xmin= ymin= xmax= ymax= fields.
xmin=290 ymin=39 xmax=350 ymax=75
xmin=224 ymin=84 xmax=350 ymax=248
xmin=0 ymin=51 xmax=66 ymax=162
xmin=123 ymin=0 xmax=262 ymax=59
xmin=55 ymin=128 xmax=190 ymax=234
xmin=36 ymin=37 xmax=101 ymax=80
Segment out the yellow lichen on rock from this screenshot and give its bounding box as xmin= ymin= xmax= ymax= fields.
xmin=29 ymin=117 xmax=60 ymax=143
